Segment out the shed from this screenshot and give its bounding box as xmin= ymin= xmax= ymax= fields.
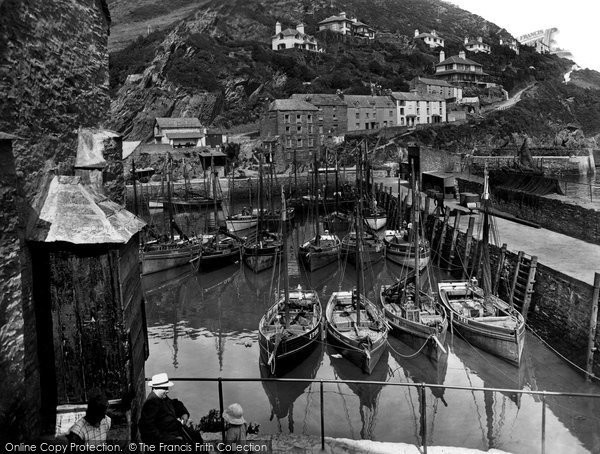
xmin=422 ymin=171 xmax=456 ymax=198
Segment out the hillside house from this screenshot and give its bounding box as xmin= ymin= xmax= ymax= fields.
xmin=414 ymin=29 xmax=444 ymax=48
xmin=318 ymin=12 xmax=375 ymax=39
xmin=154 ymin=117 xmax=206 ymax=147
xmin=260 ymin=99 xmax=320 ymax=165
xmin=410 ymin=77 xmax=462 ymax=101
xmin=272 ymin=22 xmax=320 ymax=52
xmin=343 ymin=95 xmax=396 ymax=132
xmin=464 ymin=36 xmax=491 ymax=54
xmin=390 ymin=92 xmax=446 ymax=127
xmin=500 ymin=38 xmax=520 ymax=55
xmin=290 ymin=93 xmax=347 ymax=141
xmin=435 ymin=50 xmax=487 ymax=86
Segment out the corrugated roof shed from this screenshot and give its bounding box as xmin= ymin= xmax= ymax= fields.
xmin=291 ymin=93 xmax=346 ymax=106
xmin=29 ymin=176 xmax=145 ymax=244
xmin=155 ymin=117 xmax=202 ymax=128
xmin=269 ymin=99 xmax=319 ymax=111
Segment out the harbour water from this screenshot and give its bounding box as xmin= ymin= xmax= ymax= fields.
xmin=141 ymin=209 xmax=600 ymax=454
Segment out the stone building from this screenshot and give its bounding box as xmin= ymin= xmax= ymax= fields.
xmin=435 ymin=50 xmax=488 ymax=86
xmin=410 ymin=76 xmax=463 ymax=101
xmin=343 ymin=95 xmax=397 ymax=132
xmin=272 ymin=22 xmax=320 ymax=52
xmin=390 ymin=92 xmax=447 ymax=127
xmin=260 ymin=99 xmax=320 ymax=165
xmin=414 ymin=29 xmax=445 ymax=48
xmin=154 ymin=117 xmax=207 ymax=148
xmin=290 ymin=93 xmax=348 ymax=141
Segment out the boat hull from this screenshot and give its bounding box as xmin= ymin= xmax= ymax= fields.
xmin=225 ymin=216 xmax=258 ymax=232
xmin=298 ymin=236 xmax=341 ymax=272
xmin=141 ymin=243 xmax=201 ymax=275
xmin=199 ymin=248 xmax=240 ymax=269
xmin=364 ymin=216 xmax=387 ymax=231
xmin=438 ymin=281 xmax=525 ymax=365
xmin=341 ymin=243 xmax=384 ymax=265
xmin=385 ymin=246 xmax=430 ymax=270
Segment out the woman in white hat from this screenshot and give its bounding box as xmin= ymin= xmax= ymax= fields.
xmin=223 ymin=403 xmax=247 ymax=443
xmin=138 ymin=373 xmax=191 ymax=444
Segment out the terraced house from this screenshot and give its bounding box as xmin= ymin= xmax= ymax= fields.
xmin=391 ymin=92 xmax=447 ymax=127
xmin=290 ymin=93 xmax=348 ymax=142
xmin=260 ymin=99 xmax=319 ymax=165
xmin=343 ymin=95 xmax=396 ymax=131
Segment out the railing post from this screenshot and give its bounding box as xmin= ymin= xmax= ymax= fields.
xmin=218 ymin=377 xmax=225 ymax=443
xmin=320 ymin=379 xmax=325 ymax=450
xmin=586 ymin=272 xmax=600 ymax=381
xmin=541 ymin=392 xmax=546 ymax=454
xmin=420 ymin=383 xmax=427 ymax=454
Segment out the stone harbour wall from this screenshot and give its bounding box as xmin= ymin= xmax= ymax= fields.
xmin=0 ymin=0 xmax=111 ymax=441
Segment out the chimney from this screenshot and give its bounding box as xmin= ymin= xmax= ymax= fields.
xmin=464 ymin=37 xmax=469 ymax=44
xmin=478 ymin=36 xmax=483 ymax=43
xmin=439 ymin=50 xmax=445 ymax=62
xmin=275 ymin=21 xmax=281 ymax=34
xmin=459 ymin=50 xmax=466 ymax=59
xmin=340 ymin=12 xmax=346 ymax=18
xmin=500 ymin=38 xmax=504 ymax=45
xmin=414 ymin=29 xmax=420 ymax=37
xmin=296 ymin=23 xmax=304 ymax=34
xmin=75 ymin=128 xmax=125 ymax=203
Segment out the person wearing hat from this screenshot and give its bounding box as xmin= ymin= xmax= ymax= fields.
xmin=223 ymin=403 xmax=247 ymax=444
xmin=138 ymin=373 xmax=191 ymax=444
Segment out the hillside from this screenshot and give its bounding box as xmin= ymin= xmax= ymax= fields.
xmin=107 ymin=0 xmax=599 ymax=150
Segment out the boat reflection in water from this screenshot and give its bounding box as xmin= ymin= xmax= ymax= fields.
xmin=327 ymin=346 xmax=390 ymax=439
xmin=259 ymin=343 xmax=324 ymax=433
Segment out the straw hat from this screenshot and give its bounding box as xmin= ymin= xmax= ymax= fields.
xmin=223 ymin=403 xmax=245 ymax=425
xmin=148 ymin=373 xmax=174 ymax=388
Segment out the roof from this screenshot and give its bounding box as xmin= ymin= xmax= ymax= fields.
xmin=435 ymin=69 xmax=488 ymax=77
xmin=75 ymin=129 xmax=120 ymax=169
xmin=155 ymin=117 xmax=202 ymax=129
xmin=413 ymin=77 xmax=454 ymax=88
xmin=391 ymin=92 xmax=445 ymax=102
xmin=415 ymin=32 xmax=442 ymax=40
xmin=165 ymin=131 xmax=204 ymax=140
xmin=291 ymin=93 xmax=346 ymax=106
xmin=343 ymin=95 xmax=395 ymax=109
xmin=319 ymin=15 xmax=353 ymax=24
xmin=122 ymin=141 xmax=141 ymax=160
xmin=437 ymin=55 xmax=482 ymax=67
xmin=197 ymin=149 xmax=226 ymax=158
xmin=269 ymin=99 xmax=319 ymax=111
xmin=273 ymin=28 xmax=316 ymax=42
xmin=465 ymin=40 xmax=490 ymax=47
xmin=29 ymin=175 xmax=145 ymax=245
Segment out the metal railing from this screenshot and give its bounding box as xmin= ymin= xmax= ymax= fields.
xmin=155 ymin=376 xmax=600 ymax=454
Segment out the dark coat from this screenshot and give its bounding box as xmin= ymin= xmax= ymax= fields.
xmin=138 ymin=391 xmax=189 ymax=443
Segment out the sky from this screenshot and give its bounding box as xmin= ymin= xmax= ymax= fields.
xmin=449 ymin=0 xmax=599 ymax=71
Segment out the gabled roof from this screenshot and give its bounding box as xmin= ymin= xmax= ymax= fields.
xmin=269 ymin=99 xmax=319 ymax=111
xmin=155 ymin=117 xmax=202 ymax=129
xmin=412 ymin=77 xmax=455 ymax=88
xmin=273 ymin=29 xmax=316 ymax=42
xmin=437 ymin=55 xmax=483 ymax=67
xmin=465 ymin=39 xmax=490 ymax=47
xmin=391 ymin=92 xmax=445 ymax=102
xmin=291 ymin=93 xmax=346 ymax=106
xmin=319 ymin=15 xmax=353 ymax=25
xmin=29 ymin=175 xmax=145 ymax=244
xmin=165 ymin=131 xmax=204 ymax=140
xmin=343 ymin=95 xmax=395 ymax=109
xmin=415 ymin=32 xmax=442 ymax=40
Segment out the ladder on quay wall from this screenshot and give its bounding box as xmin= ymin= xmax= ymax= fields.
xmin=508 ymin=251 xmax=538 ymax=322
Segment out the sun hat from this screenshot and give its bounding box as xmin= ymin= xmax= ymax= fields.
xmin=223 ymin=403 xmax=245 ymax=425
xmin=148 ymin=372 xmax=174 ymax=388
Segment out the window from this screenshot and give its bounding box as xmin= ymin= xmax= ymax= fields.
xmin=308 ymin=137 xmax=314 ymax=147
xmin=284 ymin=114 xmax=290 ymax=123
xmin=366 ymin=112 xmax=370 ymax=118
xmin=332 ymin=124 xmax=338 ymax=132
xmin=297 ymin=137 xmax=303 ymax=147
xmin=383 ymin=121 xmax=388 ymax=127
xmin=296 ymin=114 xmax=302 ymax=123
xmin=333 ymin=114 xmax=337 ymax=120
xmin=307 ymin=114 xmax=313 ymax=123
xmin=318 ymin=115 xmax=324 ymax=122
xmin=355 ymin=112 xmax=360 ymax=119
xmin=319 ymin=126 xmax=323 ymax=134
xmin=308 ymin=125 xmax=313 ymax=133
xmin=400 ymin=108 xmax=404 ymax=115
xmin=286 ymin=137 xmax=292 ymax=148
xmin=355 ymin=122 xmax=360 ymax=128
xmin=297 ymin=125 xmax=302 ymax=133
xmin=389 ymin=110 xmax=393 ymax=117
xmin=400 ymin=118 xmax=405 ymax=125
xmin=285 ymin=126 xmax=290 ymax=133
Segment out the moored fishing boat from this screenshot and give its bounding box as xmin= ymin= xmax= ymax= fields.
xmin=242 ymin=230 xmax=282 ymax=273
xmin=140 ymin=238 xmax=201 ymax=275
xmin=341 ymin=229 xmax=384 ymax=265
xmin=225 ymin=211 xmax=258 ymax=232
xmin=383 ymin=229 xmax=430 ymax=269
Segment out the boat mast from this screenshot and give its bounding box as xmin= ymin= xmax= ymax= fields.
xmin=258 ymin=151 xmax=264 ymax=230
xmin=166 ymin=153 xmax=174 ymax=241
xmin=481 ymin=166 xmax=493 ymax=298
xmin=281 ymin=185 xmax=290 ymax=329
xmin=355 ymin=143 xmax=364 ymax=326
xmin=314 ymin=151 xmax=320 ymax=244
xmin=411 ymin=161 xmax=420 ymax=300
xmin=131 ymin=158 xmax=139 ymax=216
xmin=212 ymin=155 xmax=218 ymax=232
xmin=335 ymin=150 xmax=339 ymax=213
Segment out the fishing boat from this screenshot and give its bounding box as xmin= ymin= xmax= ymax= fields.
xmin=341 ymin=224 xmax=384 ymax=265
xmin=363 ymin=202 xmax=387 ymax=231
xmin=258 ymin=188 xmax=323 ymax=375
xmin=326 ymin=151 xmax=389 ymax=374
xmin=384 ymin=167 xmax=430 ymax=269
xmin=298 ymin=153 xmax=341 ymax=271
xmin=437 ymin=168 xmax=525 ymax=365
xmin=242 ymin=152 xmax=283 ymax=273
xmin=225 ymin=171 xmax=258 ymax=232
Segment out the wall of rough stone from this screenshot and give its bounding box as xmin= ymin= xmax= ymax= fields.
xmin=0 ymin=0 xmax=111 ymax=441
xmin=458 ymin=178 xmax=600 ymax=246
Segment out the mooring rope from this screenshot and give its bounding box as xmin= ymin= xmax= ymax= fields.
xmin=386 ymin=334 xmax=433 ymax=359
